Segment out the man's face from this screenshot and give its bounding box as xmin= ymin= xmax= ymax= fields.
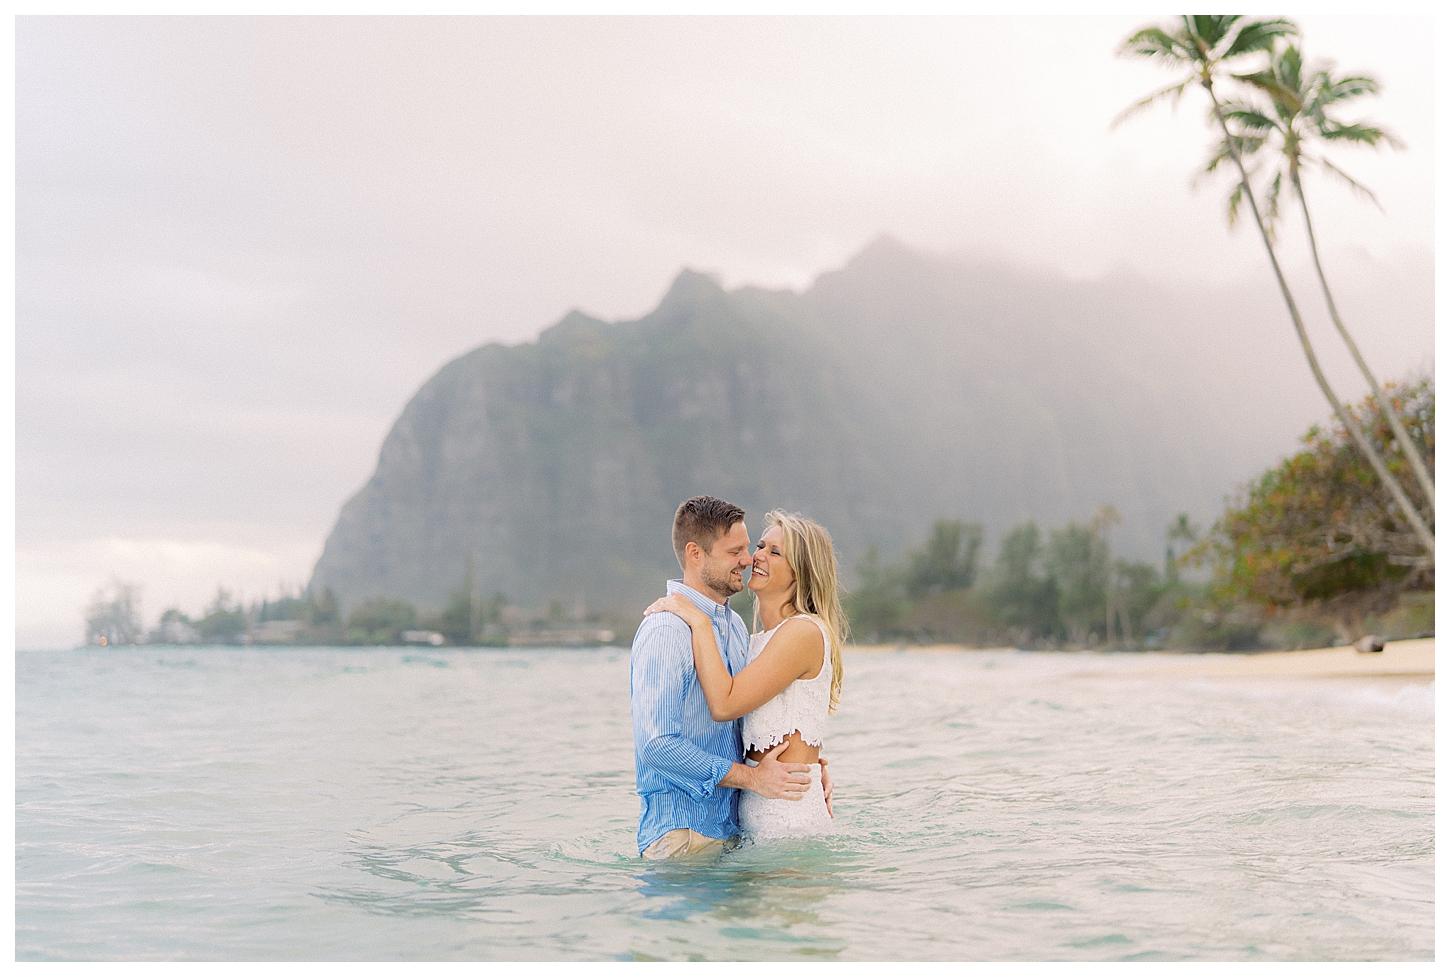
xmin=698 ymin=521 xmax=752 ymax=600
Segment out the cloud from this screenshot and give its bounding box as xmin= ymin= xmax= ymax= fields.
xmin=13 ymin=14 xmax=1435 ymax=648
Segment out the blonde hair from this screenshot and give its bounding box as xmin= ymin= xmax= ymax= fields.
xmin=762 ymin=509 xmax=847 ymax=714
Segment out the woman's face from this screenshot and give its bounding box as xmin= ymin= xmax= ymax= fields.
xmin=748 ymin=525 xmax=796 ymax=599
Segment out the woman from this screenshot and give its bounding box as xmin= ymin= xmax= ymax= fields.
xmin=645 ymin=509 xmax=846 ymax=840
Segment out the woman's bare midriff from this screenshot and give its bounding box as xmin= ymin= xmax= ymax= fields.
xmin=746 ymin=729 xmax=819 ymax=765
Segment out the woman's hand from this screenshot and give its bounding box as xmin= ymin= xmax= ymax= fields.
xmin=643 ymin=594 xmax=711 ymax=631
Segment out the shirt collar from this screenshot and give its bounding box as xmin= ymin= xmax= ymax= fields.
xmin=667 ymin=579 xmax=732 ymax=623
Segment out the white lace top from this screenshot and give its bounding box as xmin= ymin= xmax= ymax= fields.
xmin=741 ymin=614 xmax=832 ymax=753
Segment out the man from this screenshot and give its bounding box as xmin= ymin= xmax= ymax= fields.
xmin=630 ymin=495 xmax=831 ymax=858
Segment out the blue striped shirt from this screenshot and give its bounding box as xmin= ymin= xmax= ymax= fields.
xmin=630 ymin=579 xmax=749 ymax=854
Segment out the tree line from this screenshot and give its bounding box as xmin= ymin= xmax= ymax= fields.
xmin=80 ymin=557 xmax=642 ymax=648
xmin=844 ymin=509 xmax=1197 ymax=650
xmin=845 ymin=376 xmax=1432 ymax=650
xmin=83 ymin=577 xmax=512 ymax=648
xmin=84 ymin=373 xmax=1431 ymax=653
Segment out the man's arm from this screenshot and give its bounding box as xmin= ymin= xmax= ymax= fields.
xmin=719 ymin=741 xmax=812 ymax=800
xmin=632 ymin=617 xmax=810 ymax=799
xmin=632 ymin=617 xmax=737 ymax=798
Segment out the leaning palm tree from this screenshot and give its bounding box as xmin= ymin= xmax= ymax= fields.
xmin=1115 ymin=17 xmax=1434 ymax=557
xmin=1209 ymin=44 xmax=1432 ymax=517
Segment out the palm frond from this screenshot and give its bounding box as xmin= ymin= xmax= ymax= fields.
xmin=1197 ymin=137 xmax=1267 ymax=205
xmin=1188 ymin=15 xmax=1238 ymax=53
xmin=1111 ymin=78 xmax=1192 ymax=128
xmin=1226 ymin=178 xmax=1246 ymax=229
xmin=1197 ymin=145 xmax=1231 ymax=180
xmin=1196 ymin=136 xmax=1245 ymax=183
xmin=1223 ymin=18 xmax=1299 ymax=58
xmin=1235 ymin=132 xmax=1268 ymax=159
xmin=1317 ymin=157 xmax=1385 ymax=210
xmin=1320 ymin=120 xmax=1403 ymax=150
xmin=1263 ymin=170 xmax=1284 ymax=238
xmin=1117 ymin=26 xmax=1191 ymax=64
xmin=1204 ymin=101 xmax=1274 ymax=147
xmin=1322 ymin=75 xmax=1381 ymax=103
xmin=1220 ymin=101 xmax=1279 ymax=134
xmin=1234 ymin=70 xmax=1301 ymax=113
xmin=1276 ymin=44 xmax=1305 ymax=92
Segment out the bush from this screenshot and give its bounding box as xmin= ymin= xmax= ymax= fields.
xmin=196 ymin=587 xmax=249 ymax=644
xmin=1203 ymin=377 xmax=1434 ymax=643
xmin=345 ymin=597 xmax=417 ymax=644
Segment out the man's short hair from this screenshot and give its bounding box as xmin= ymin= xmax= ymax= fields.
xmin=672 ymin=496 xmax=746 ymax=569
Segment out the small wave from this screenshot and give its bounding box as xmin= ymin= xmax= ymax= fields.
xmin=1226 ymin=803 xmax=1424 ymax=827
xmin=400 ymin=655 xmax=449 ymax=668
xmin=1184 ymin=678 xmax=1434 ymax=720
xmin=551 ymin=837 xmax=639 ymax=866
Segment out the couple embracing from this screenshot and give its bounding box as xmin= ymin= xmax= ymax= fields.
xmin=630 ymin=495 xmax=847 ymax=859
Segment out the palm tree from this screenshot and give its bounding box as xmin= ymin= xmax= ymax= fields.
xmin=1164 ymin=512 xmax=1199 ymax=583
xmin=1210 ymin=44 xmax=1432 ymax=517
xmin=1115 ymin=17 xmax=1434 ymax=557
xmin=1090 ymin=504 xmax=1122 ymax=644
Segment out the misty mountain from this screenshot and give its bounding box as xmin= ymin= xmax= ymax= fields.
xmin=309 ymin=236 xmax=1432 ymax=613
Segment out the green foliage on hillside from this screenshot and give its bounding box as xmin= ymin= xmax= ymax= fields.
xmin=1203 ymin=377 xmax=1434 ymax=641
xmin=842 ymin=380 xmax=1435 ymax=650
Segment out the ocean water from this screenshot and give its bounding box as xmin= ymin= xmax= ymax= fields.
xmin=14 ymin=646 xmax=1434 ymax=961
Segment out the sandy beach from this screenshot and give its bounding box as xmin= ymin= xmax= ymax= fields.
xmin=1118 ymin=637 xmax=1434 ymax=680
xmin=849 ymin=638 xmax=1435 ymax=680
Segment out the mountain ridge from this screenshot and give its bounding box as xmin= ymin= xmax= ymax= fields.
xmin=309 ymin=237 xmax=1432 ymax=613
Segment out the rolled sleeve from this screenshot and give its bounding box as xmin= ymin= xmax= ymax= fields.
xmin=639 ymin=738 xmax=734 ymax=799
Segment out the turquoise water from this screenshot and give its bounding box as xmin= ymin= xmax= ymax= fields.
xmin=15 ymin=646 xmax=1434 ymax=960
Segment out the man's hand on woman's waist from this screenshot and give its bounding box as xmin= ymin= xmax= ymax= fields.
xmin=719 ymin=740 xmax=810 ymax=799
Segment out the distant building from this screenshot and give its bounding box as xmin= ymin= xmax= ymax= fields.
xmin=401 ymin=630 xmax=445 ymax=646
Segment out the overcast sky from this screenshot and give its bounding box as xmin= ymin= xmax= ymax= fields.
xmin=14 ymin=14 xmax=1436 ymax=648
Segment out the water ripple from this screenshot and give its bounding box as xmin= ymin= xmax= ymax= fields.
xmin=15 ymin=646 xmax=1434 ymax=960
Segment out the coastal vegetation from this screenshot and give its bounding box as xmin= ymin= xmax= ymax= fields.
xmin=837 ymin=378 xmax=1434 ymax=651
xmin=83 ymin=378 xmax=1433 ymax=652
xmin=83 ymin=575 xmax=629 ymax=649
xmin=1200 ymin=377 xmax=1433 ymax=645
xmin=842 ymin=512 xmax=1197 ymax=650
xmin=83 ymin=376 xmax=1433 ymax=652
xmin=83 ymin=580 xmax=144 ymax=646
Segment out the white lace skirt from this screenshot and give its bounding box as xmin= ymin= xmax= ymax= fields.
xmin=738 ymin=761 xmax=833 ymax=840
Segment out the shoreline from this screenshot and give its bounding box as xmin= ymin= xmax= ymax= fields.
xmin=847 ymin=638 xmax=1435 ymax=680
